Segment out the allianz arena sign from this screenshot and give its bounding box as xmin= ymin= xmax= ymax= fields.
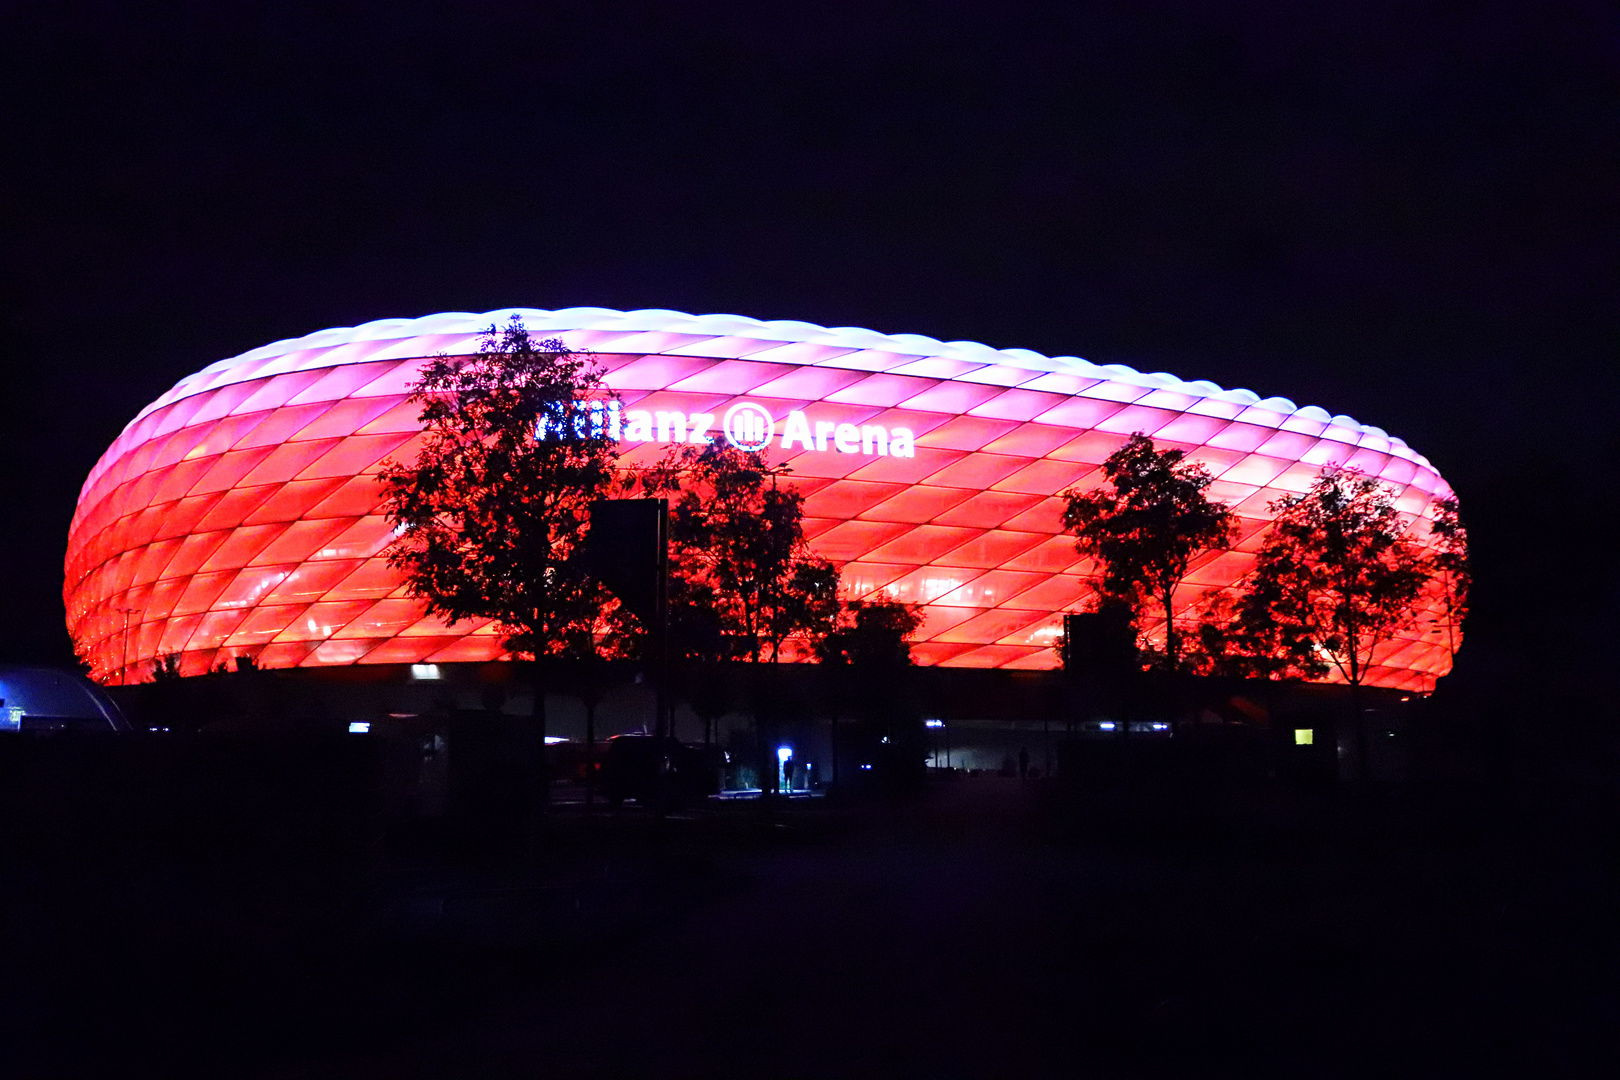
xmin=544 ymin=399 xmax=919 ymax=459
xmin=65 ymin=307 xmax=1459 ymax=689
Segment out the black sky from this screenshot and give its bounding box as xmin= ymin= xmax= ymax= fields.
xmin=2 ymin=1 xmax=1615 ymax=698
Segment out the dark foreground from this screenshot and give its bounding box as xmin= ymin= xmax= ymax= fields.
xmin=2 ymin=767 xmax=1615 ymax=1079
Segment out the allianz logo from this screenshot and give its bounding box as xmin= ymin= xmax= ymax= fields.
xmin=537 ymin=400 xmax=918 ymax=458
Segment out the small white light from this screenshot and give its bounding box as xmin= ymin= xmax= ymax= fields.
xmin=348 ymin=722 xmax=371 ymax=734
xmin=924 ymin=719 xmax=944 ymax=728
xmin=777 ymin=746 xmax=793 ymax=762
xmin=1097 ymin=722 xmax=1116 ymax=731
xmin=860 ymin=763 xmax=873 ymax=770
xmin=409 ymin=663 xmax=442 ymax=681
xmin=545 ymin=736 xmax=568 ymax=745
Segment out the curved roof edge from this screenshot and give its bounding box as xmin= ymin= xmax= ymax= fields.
xmin=177 ymin=308 xmax=1382 ymax=416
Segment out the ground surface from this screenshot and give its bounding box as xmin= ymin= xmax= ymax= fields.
xmin=2 ymin=773 xmax=1615 ymax=1079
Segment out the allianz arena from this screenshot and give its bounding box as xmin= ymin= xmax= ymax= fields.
xmin=65 ymin=308 xmax=1459 ymax=691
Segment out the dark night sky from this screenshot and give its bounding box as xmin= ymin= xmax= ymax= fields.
xmin=2 ymin=1 xmax=1615 ymax=700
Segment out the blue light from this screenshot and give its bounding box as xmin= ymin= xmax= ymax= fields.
xmin=348 ymin=722 xmax=370 ymax=734
xmin=777 ymin=745 xmax=793 ymax=762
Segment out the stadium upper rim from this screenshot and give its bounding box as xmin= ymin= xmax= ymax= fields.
xmin=103 ymin=306 xmax=1433 ymax=488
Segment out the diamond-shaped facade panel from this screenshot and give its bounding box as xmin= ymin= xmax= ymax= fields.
xmin=66 ymin=308 xmax=1461 ymax=689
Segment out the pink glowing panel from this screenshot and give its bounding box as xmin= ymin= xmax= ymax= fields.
xmin=827 ymin=373 xmax=937 ymax=408
xmin=898 ymin=381 xmax=1005 ymax=415
xmin=969 ymin=389 xmax=1070 ymax=423
xmin=67 ymin=307 xmax=1459 ymax=687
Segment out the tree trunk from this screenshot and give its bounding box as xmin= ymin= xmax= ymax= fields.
xmin=1351 ymin=677 xmax=1371 ymax=784
xmin=1163 ymin=586 xmax=1179 ymax=671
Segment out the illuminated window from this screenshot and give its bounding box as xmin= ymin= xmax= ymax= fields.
xmin=1294 ymin=728 xmax=1314 ymax=746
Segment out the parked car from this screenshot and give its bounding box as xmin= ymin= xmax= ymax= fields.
xmin=596 ymin=734 xmax=725 ymax=807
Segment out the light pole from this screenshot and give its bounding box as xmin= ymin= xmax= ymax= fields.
xmin=116 ymin=606 xmax=137 ymax=686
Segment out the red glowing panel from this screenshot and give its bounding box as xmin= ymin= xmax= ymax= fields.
xmin=881 ymin=566 xmax=984 ymax=606
xmin=66 ymin=308 xmax=1459 ymax=686
xmin=863 ymin=525 xmax=983 ymax=566
xmin=838 ymin=562 xmax=915 ymax=599
xmin=999 ymin=574 xmax=1091 ymax=612
xmin=803 ymin=481 xmax=908 ymax=520
xmin=932 ymin=530 xmax=1047 ymax=570
xmin=936 ymin=607 xmax=1049 ymax=644
xmin=805 ymin=519 xmax=915 ymax=562
xmin=953 ymin=644 xmax=1049 ymax=668
xmin=858 ymin=486 xmax=978 ymax=524
xmin=931 ymin=491 xmax=1046 ymax=530
xmin=931 ymin=570 xmax=1046 ymax=609
xmin=916 ymin=415 xmax=1021 ymax=452
xmin=979 ymin=424 xmax=1078 ymax=459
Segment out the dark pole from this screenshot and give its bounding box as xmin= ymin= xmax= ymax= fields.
xmin=654 ymin=497 xmax=670 ymax=741
xmin=584 ymin=696 xmax=596 ymax=817
xmin=118 ymin=606 xmax=135 ymax=686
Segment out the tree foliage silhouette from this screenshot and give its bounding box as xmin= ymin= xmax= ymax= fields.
xmin=378 ymin=317 xmax=627 ymax=800
xmin=813 ymin=598 xmax=924 ymax=668
xmin=1061 ymin=433 xmax=1237 ymax=669
xmin=1427 ymin=495 xmax=1470 ymax=665
xmin=1233 ymin=466 xmax=1432 ymax=691
xmin=639 ymin=442 xmax=839 ymax=663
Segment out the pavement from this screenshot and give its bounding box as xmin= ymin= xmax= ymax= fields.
xmin=3 ymin=774 xmax=1614 ymax=1079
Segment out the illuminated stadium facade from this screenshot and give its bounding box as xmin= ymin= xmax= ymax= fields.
xmin=66 ymin=309 xmax=1459 ymax=691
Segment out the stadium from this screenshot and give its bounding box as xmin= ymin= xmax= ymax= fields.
xmin=65 ymin=308 xmax=1459 ymax=691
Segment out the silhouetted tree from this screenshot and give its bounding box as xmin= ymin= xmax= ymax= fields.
xmin=814 ymin=598 xmax=924 ymax=784
xmin=1188 ymin=585 xmax=1329 ymax=680
xmin=379 ymin=317 xmax=626 ymax=814
xmin=813 ymin=598 xmax=924 ymax=667
xmin=1230 ymin=466 xmax=1432 ymax=777
xmin=1061 ymin=433 xmax=1238 ymax=670
xmin=639 ymin=442 xmax=839 ymax=663
xmin=638 ymin=442 xmax=840 ymax=798
xmin=1427 ymin=495 xmax=1470 ymax=665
